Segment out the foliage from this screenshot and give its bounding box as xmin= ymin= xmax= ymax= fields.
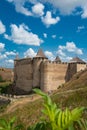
xmin=27 ymin=121 xmax=51 ymax=130
xmin=0 ymin=117 xmax=24 ymax=130
xmin=0 ymin=89 xmax=87 ymax=130
xmin=0 ymin=75 xmax=4 ymax=82
xmin=0 ymin=82 xmax=12 ymax=94
xmin=29 ymin=88 xmax=86 ymax=130
xmin=78 ymin=118 xmax=87 ymax=130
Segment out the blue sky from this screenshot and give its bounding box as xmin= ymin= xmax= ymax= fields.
xmin=0 ymin=0 xmax=87 ymax=68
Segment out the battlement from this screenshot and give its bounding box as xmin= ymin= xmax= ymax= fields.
xmin=14 ymin=49 xmax=87 ymax=95
xmin=41 ymin=60 xmax=68 ymax=65
xmin=15 ymin=58 xmax=32 ymax=66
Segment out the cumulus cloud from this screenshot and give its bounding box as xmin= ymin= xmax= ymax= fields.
xmin=57 ymin=41 xmax=83 ymax=62
xmin=6 ymin=0 xmax=33 ymax=16
xmin=41 ymin=11 xmax=60 ymax=27
xmin=6 ymin=0 xmax=45 ymax=17
xmin=6 ymin=0 xmax=87 ymax=18
xmin=32 ymin=3 xmax=44 ymax=16
xmin=66 ymin=42 xmax=83 ymax=54
xmin=5 ymin=51 xmax=16 ymax=56
xmin=81 ymin=4 xmax=87 ymax=18
xmin=57 ymin=49 xmax=66 ymax=57
xmin=58 ymin=41 xmax=83 ymax=55
xmin=45 ymin=51 xmax=55 ymax=61
xmin=0 ymin=53 xmax=7 ymax=59
xmin=43 ymin=33 xmax=47 ymax=38
xmin=4 ymin=24 xmax=43 ymax=46
xmin=24 ymin=48 xmax=36 ymax=58
xmin=42 ymin=0 xmax=87 ymax=18
xmin=0 ymin=21 xmax=6 ymax=34
xmin=5 ymin=59 xmax=14 ymax=64
xmin=59 ymin=55 xmax=72 ymax=62
xmin=0 ymin=43 xmax=5 ymax=51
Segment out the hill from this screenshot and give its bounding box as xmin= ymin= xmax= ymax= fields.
xmin=0 ymin=68 xmax=14 ymax=82
xmin=0 ymin=68 xmax=87 ymax=128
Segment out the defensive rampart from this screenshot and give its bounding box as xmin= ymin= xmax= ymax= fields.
xmin=40 ymin=61 xmax=68 ymax=92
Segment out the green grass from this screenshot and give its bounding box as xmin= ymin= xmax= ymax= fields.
xmin=0 ymin=87 xmax=87 ymax=128
xmin=0 ymin=81 xmax=12 ymax=94
xmin=0 ymin=69 xmax=87 ymax=128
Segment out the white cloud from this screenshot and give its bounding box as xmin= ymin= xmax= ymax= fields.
xmin=57 ymin=41 xmax=83 ymax=62
xmin=0 ymin=21 xmax=6 ymax=34
xmin=5 ymin=51 xmax=16 ymax=56
xmin=42 ymin=0 xmax=87 ymax=18
xmin=66 ymin=56 xmax=72 ymax=61
xmin=0 ymin=43 xmax=5 ymax=51
xmin=57 ymin=49 xmax=66 ymax=57
xmin=0 ymin=53 xmax=7 ymax=59
xmin=6 ymin=0 xmax=87 ymax=18
xmin=66 ymin=42 xmax=83 ymax=54
xmin=45 ymin=51 xmax=55 ymax=61
xmin=5 ymin=59 xmax=14 ymax=64
xmin=81 ymin=4 xmax=87 ymax=18
xmin=59 ymin=45 xmax=65 ymax=50
xmin=24 ymin=48 xmax=36 ymax=58
xmin=77 ymin=25 xmax=85 ymax=32
xmin=76 ymin=49 xmax=83 ymax=55
xmin=41 ymin=11 xmax=60 ymax=27
xmin=32 ymin=3 xmax=44 ymax=16
xmin=7 ymin=0 xmax=33 ymax=16
xmin=52 ymin=35 xmax=56 ymax=39
xmin=66 ymin=42 xmax=76 ymax=52
xmin=6 ymin=0 xmax=44 ymax=17
xmin=58 ymin=41 xmax=83 ymax=55
xmin=60 ymin=56 xmax=72 ymax=62
xmin=43 ymin=33 xmax=47 ymax=38
xmin=4 ymin=24 xmax=43 ymax=46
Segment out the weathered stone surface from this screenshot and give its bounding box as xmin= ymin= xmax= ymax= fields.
xmin=14 ymin=50 xmax=87 ymax=95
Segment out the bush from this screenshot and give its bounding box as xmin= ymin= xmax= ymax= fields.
xmin=28 ymin=89 xmax=87 ymax=130
xmin=0 ymin=89 xmax=87 ymax=130
xmin=0 ymin=75 xmax=4 ymax=82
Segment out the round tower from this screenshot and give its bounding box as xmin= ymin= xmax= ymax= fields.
xmin=33 ymin=49 xmax=48 ymax=88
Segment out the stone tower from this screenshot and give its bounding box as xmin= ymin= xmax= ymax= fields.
xmin=33 ymin=49 xmax=48 ymax=88
xmin=54 ymin=56 xmax=61 ymax=63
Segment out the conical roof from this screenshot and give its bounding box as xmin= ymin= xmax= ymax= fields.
xmin=15 ymin=53 xmax=19 ymax=60
xmin=70 ymin=57 xmax=86 ymax=64
xmin=35 ymin=49 xmax=47 ymax=58
xmin=54 ymin=56 xmax=61 ymax=62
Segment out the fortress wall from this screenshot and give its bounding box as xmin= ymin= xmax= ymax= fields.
xmin=77 ymin=64 xmax=86 ymax=72
xmin=33 ymin=58 xmax=45 ymax=88
xmin=14 ymin=59 xmax=33 ymax=94
xmin=65 ymin=63 xmax=77 ymax=81
xmin=40 ymin=62 xmax=68 ymax=92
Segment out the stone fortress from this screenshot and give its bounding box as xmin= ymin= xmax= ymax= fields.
xmin=14 ymin=49 xmax=86 ymax=95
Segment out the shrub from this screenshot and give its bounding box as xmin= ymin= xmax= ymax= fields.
xmin=0 ymin=117 xmax=24 ymax=130
xmin=0 ymin=89 xmax=87 ymax=130
xmin=0 ymin=75 xmax=3 ymax=82
xmin=28 ymin=89 xmax=87 ymax=130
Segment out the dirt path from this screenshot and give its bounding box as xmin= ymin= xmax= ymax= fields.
xmin=1 ymin=94 xmax=41 ymax=115
xmin=1 ymin=87 xmax=87 ymax=115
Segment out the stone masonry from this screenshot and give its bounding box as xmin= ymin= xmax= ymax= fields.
xmin=14 ymin=49 xmax=86 ymax=95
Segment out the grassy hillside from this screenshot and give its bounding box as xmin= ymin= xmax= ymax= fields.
xmin=0 ymin=69 xmax=87 ymax=128
xmin=0 ymin=68 xmax=14 ymax=82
